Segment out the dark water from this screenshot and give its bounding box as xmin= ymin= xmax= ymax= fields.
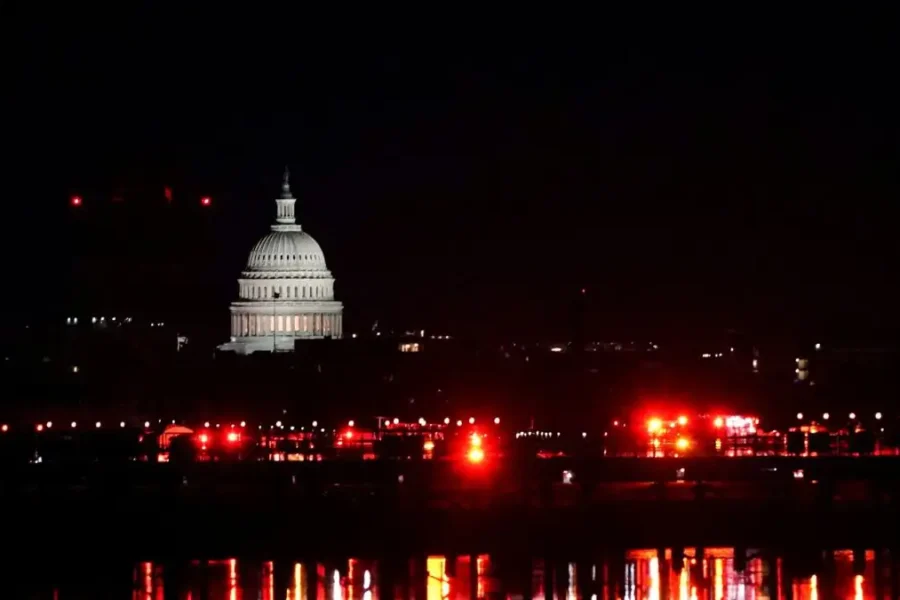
xmin=11 ymin=548 xmax=898 ymax=599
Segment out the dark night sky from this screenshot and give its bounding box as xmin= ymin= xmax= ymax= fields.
xmin=2 ymin=7 xmax=898 ymax=344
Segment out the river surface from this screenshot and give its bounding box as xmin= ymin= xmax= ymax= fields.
xmin=9 ymin=548 xmax=898 ymax=599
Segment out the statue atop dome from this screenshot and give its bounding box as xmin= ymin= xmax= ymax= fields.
xmin=281 ymin=165 xmax=292 ymax=199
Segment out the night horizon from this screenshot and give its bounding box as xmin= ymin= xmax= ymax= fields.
xmin=3 ymin=8 xmax=899 ymax=345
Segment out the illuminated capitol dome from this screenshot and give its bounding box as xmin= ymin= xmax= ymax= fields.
xmin=219 ymin=169 xmax=343 ymax=354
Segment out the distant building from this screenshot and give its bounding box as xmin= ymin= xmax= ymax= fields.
xmin=219 ymin=169 xmax=343 ymax=354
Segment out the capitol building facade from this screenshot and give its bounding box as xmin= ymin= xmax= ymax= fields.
xmin=219 ymin=170 xmax=343 ymax=354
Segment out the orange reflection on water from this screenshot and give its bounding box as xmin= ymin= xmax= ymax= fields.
xmin=293 ymin=562 xmax=303 ymax=600
xmin=714 ymin=558 xmax=724 ymax=600
xmin=855 ymin=574 xmax=864 ymax=600
xmin=262 ymin=561 xmax=274 ymax=600
xmin=426 ymin=556 xmax=447 ymax=600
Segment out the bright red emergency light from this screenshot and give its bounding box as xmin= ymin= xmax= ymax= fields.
xmin=200 ymin=196 xmax=212 ymax=207
xmin=70 ymin=195 xmax=83 ymax=207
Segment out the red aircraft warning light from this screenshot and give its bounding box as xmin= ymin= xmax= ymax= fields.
xmin=200 ymin=196 xmax=212 ymax=207
xmin=70 ymin=195 xmax=83 ymax=207
xmin=226 ymin=432 xmax=239 ymax=443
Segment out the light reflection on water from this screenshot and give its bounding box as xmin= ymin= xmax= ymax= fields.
xmin=20 ymin=548 xmax=896 ymax=599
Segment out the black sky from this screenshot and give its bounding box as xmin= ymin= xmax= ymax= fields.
xmin=2 ymin=7 xmax=899 ymax=344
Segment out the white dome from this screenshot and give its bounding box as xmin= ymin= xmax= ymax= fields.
xmin=245 ymin=230 xmax=328 ymax=272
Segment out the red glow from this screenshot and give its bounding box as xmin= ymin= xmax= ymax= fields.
xmin=0 ymin=424 xmax=7 ymax=433
xmin=226 ymin=432 xmax=239 ymax=443
xmin=200 ymin=196 xmax=211 ymax=206
xmin=70 ymin=195 xmax=82 ymax=207
xmin=677 ymin=415 xmax=688 ymax=426
xmin=423 ymin=440 xmax=435 ymax=452
xmin=36 ymin=424 xmax=44 ymax=432
xmin=198 ymin=433 xmax=209 ymax=444
xmin=647 ymin=418 xmax=663 ymax=434
xmin=344 ymin=430 xmax=354 ymax=439
xmin=713 ymin=417 xmax=724 ymax=428
xmin=467 ymin=447 xmax=485 ymax=463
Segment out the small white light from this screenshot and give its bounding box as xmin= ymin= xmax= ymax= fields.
xmin=144 ymin=421 xmax=150 ymax=428
xmin=875 ymin=412 xmax=883 ymax=420
xmin=418 ymin=418 xmax=426 ymax=426
xmin=582 ymin=432 xmax=587 ymax=438
xmin=393 ymin=417 xmax=400 ymax=425
xmin=494 ymin=417 xmax=501 ymax=425
xmin=797 ymin=413 xmax=804 ymax=420
xmin=823 ymin=413 xmax=830 ymax=420
xmin=72 ymin=366 xmax=79 ymax=373
xmin=815 ymin=343 xmax=821 ymax=350
xmin=95 ymin=421 xmax=101 ymax=428
xmin=849 ymin=412 xmax=857 ymax=420
xmin=120 ymin=421 xmax=125 ymax=428
xmin=456 ymin=420 xmax=463 ymax=427
xmin=240 ymin=421 xmax=246 ymax=428
xmin=71 ymin=421 xmax=77 ymax=428
xmin=204 ymin=421 xmax=210 ymax=428
xmin=443 ymin=417 xmax=450 ymax=425
xmin=46 ymin=421 xmax=52 ymax=428
xmin=290 ymin=426 xmax=295 ymax=431
xmin=468 ymin=417 xmax=475 ymax=424
xmin=349 ymin=420 xmax=355 ymax=427
xmin=312 ymin=420 xmax=318 ymax=427
xmin=276 ymin=420 xmax=283 ymax=428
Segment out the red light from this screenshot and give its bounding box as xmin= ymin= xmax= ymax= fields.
xmin=199 ymin=434 xmax=209 ymax=444
xmin=70 ymin=195 xmax=82 ymax=207
xmin=713 ymin=417 xmax=724 ymax=428
xmin=200 ymin=196 xmax=211 ymax=207
xmin=0 ymin=424 xmax=7 ymax=433
xmin=344 ymin=430 xmax=354 ymax=440
xmin=647 ymin=418 xmax=663 ymax=434
xmin=470 ymin=433 xmax=482 ymax=448
xmin=467 ymin=447 xmax=485 ymax=463
xmin=423 ymin=440 xmax=435 ymax=452
xmin=226 ymin=432 xmax=239 ymax=443
xmin=677 ymin=415 xmax=688 ymax=426
xmin=36 ymin=424 xmax=44 ymax=432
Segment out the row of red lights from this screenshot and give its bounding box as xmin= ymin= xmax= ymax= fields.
xmin=70 ymin=195 xmax=211 ymax=207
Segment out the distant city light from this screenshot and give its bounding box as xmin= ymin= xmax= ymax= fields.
xmin=348 ymin=420 xmax=355 ymax=427
xmin=875 ymin=412 xmax=883 ymax=420
xmin=582 ymin=432 xmax=587 ymax=438
xmin=393 ymin=418 xmax=399 ymax=425
xmin=199 ymin=434 xmax=209 ymax=444
xmin=677 ymin=415 xmax=688 ymax=426
xmin=494 ymin=417 xmax=501 ymax=425
xmin=0 ymin=425 xmax=7 ymax=433
xmin=71 ymin=421 xmax=77 ymax=428
xmin=647 ymin=418 xmax=663 ymax=434
xmin=36 ymin=424 xmax=44 ymax=432
xmin=467 ymin=447 xmax=485 ymax=463
xmin=276 ymin=420 xmax=283 ymax=428
xmin=849 ymin=412 xmax=857 ymax=420
xmin=456 ymin=420 xmax=463 ymax=427
xmin=95 ymin=421 xmax=101 ymax=428
xmin=204 ymin=421 xmax=210 ymax=428
xmin=815 ymin=343 xmax=822 ymax=350
xmin=200 ymin=196 xmax=212 ymax=206
xmin=423 ymin=440 xmax=435 ymax=452
xmin=443 ymin=417 xmax=450 ymax=425
xmin=417 ymin=418 xmax=426 ymax=426
xmin=468 ymin=417 xmax=475 ymax=424
xmin=70 ymin=195 xmax=82 ymax=207
xmin=120 ymin=421 xmax=126 ymax=428
xmin=675 ymin=438 xmax=690 ymax=451
xmin=240 ymin=421 xmax=246 ymax=428
xmin=46 ymin=421 xmax=52 ymax=429
xmin=227 ymin=432 xmax=239 ymax=443
xmin=796 ymin=413 xmax=803 ymax=420
xmin=823 ymin=413 xmax=830 ymax=420
xmin=72 ymin=365 xmax=79 ymax=373
xmin=312 ymin=421 xmax=318 ymax=427
xmin=144 ymin=421 xmax=150 ymax=428
xmin=713 ymin=417 xmax=724 ymax=428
